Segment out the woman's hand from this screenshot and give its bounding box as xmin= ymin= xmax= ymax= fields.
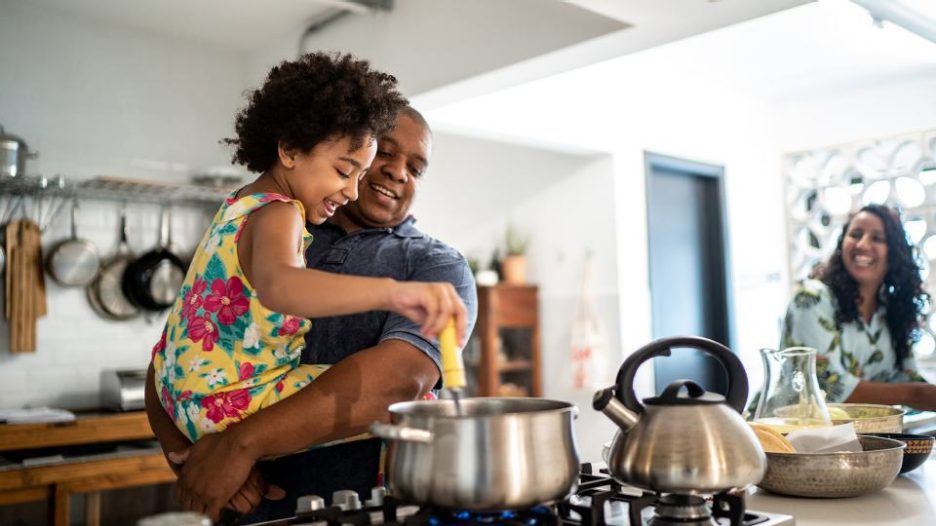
xmin=385 ymin=281 xmax=468 ymax=344
xmin=168 ymin=427 xmax=260 ymax=521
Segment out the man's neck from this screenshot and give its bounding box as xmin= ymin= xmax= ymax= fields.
xmin=327 ymin=210 xmax=401 ymax=234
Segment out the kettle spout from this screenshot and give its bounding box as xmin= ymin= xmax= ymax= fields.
xmin=593 ymin=387 xmax=639 ymax=430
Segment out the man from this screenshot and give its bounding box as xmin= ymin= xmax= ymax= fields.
xmin=145 ymin=107 xmax=478 ymax=522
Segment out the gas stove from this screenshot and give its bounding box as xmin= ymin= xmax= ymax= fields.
xmin=247 ymin=464 xmax=794 ymax=526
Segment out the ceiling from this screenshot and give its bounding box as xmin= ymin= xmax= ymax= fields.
xmin=17 ymin=0 xmax=346 ymax=52
xmin=425 ymin=0 xmax=936 ymax=152
xmin=18 ymin=0 xmax=808 ymax=56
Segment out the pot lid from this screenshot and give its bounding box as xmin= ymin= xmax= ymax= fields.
xmin=642 ymin=379 xmax=726 ymax=406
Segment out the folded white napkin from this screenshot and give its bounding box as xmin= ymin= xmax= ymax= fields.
xmin=0 ymin=407 xmax=76 ymax=424
xmin=786 ymin=422 xmax=862 ymax=453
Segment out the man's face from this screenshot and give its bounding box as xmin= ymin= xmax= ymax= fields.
xmin=336 ymin=113 xmax=432 ymax=230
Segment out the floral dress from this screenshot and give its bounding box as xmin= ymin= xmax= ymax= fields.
xmin=781 ymin=279 xmax=928 ymax=402
xmin=152 ymin=192 xmax=331 ymax=442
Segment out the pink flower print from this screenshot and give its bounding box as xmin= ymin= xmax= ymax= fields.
xmin=151 ymin=328 xmax=167 ymax=360
xmin=239 ymin=362 xmax=255 ymax=381
xmin=201 ymin=388 xmax=251 ymax=424
xmin=260 ymin=194 xmax=287 ymax=203
xmin=181 ymin=279 xmax=207 ymax=320
xmin=161 ymin=386 xmax=174 ymax=418
xmin=280 ymin=316 xmax=301 ymax=336
xmin=178 ymin=390 xmax=193 ymax=401
xmin=275 ymin=380 xmax=284 ymax=393
xmin=188 ymin=314 xmax=219 ymax=351
xmin=204 ymin=277 xmax=250 ymax=325
xmin=225 ymin=195 xmax=238 ymax=205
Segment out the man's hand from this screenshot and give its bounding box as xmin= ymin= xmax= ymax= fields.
xmin=169 ymin=448 xmax=286 ymax=518
xmin=168 ymin=428 xmax=259 ymax=521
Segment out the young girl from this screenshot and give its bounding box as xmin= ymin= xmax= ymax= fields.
xmin=150 ymin=52 xmax=467 ymax=443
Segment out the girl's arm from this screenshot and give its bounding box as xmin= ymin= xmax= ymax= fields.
xmin=243 ymin=202 xmax=466 ymax=342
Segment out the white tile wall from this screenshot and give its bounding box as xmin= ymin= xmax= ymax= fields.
xmin=0 ymin=2 xmax=246 ymax=410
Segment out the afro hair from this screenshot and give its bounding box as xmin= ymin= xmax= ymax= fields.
xmin=224 ymin=52 xmax=408 ymax=173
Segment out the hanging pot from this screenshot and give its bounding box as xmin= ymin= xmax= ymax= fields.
xmin=1 ymin=125 xmax=38 ymax=178
xmin=122 ymin=207 xmax=185 ymax=311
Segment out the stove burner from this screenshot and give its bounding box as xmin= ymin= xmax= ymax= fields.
xmin=405 ymin=506 xmax=558 ymax=526
xmin=251 ymin=463 xmax=790 ymax=526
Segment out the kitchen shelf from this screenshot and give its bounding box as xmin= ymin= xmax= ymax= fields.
xmin=0 ymin=174 xmax=233 ymax=227
xmin=470 ymin=284 xmax=541 ymax=397
xmin=498 ymin=360 xmax=533 ymax=372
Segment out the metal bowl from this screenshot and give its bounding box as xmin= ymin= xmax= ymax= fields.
xmin=757 ymin=435 xmax=905 ymax=498
xmin=828 ymin=403 xmax=905 ymax=433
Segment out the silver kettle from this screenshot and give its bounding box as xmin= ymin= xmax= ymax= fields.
xmin=593 ymin=336 xmax=766 ymax=494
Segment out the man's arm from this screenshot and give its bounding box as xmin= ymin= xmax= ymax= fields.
xmin=144 ymin=363 xmax=193 ymax=474
xmin=172 ymin=339 xmax=439 ymax=519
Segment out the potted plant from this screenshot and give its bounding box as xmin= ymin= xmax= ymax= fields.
xmin=501 ymin=223 xmax=530 ymax=284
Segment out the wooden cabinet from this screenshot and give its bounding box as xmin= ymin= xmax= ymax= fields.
xmin=466 ymin=284 xmax=541 ymax=397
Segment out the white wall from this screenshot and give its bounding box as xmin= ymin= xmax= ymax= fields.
xmin=411 ymin=131 xmax=621 ymax=460
xmin=0 ymin=1 xmax=243 ymax=409
xmin=777 ymin=75 xmax=936 ymax=152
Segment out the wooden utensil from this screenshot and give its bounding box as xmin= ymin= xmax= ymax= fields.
xmin=5 ymin=221 xmax=17 ymax=320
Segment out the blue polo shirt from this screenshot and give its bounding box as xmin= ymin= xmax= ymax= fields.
xmin=244 ymin=217 xmax=477 ymax=522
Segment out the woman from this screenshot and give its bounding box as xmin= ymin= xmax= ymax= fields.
xmin=782 ymin=204 xmax=936 ymax=410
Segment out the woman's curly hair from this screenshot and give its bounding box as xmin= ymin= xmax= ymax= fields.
xmin=820 ymin=204 xmax=929 ymax=370
xmin=224 ymin=52 xmax=408 ymax=173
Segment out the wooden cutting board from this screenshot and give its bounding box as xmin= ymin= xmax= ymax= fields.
xmin=5 ymin=221 xmax=17 ymax=320
xmin=10 ymin=221 xmax=43 ymax=353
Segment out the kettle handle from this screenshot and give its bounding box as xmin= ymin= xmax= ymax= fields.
xmin=616 ymin=336 xmax=748 ymax=414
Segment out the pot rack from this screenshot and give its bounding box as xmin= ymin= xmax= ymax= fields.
xmin=0 ymin=174 xmax=232 ymax=230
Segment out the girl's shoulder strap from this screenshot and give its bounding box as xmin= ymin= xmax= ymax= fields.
xmin=221 ymin=192 xmax=307 ymax=224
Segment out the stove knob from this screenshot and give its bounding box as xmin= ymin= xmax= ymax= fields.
xmin=296 ymin=495 xmax=326 ymax=513
xmin=364 ymin=487 xmax=386 ymax=507
xmin=332 ymin=489 xmax=361 ymax=510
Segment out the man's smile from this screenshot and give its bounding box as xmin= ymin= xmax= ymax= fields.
xmin=369 ymin=182 xmax=398 ymax=199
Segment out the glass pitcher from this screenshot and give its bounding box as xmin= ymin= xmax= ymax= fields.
xmin=753 ymin=347 xmax=832 ymax=433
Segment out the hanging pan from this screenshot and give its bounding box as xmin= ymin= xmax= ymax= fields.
xmin=46 ymin=198 xmax=100 ymax=287
xmin=90 ymin=207 xmax=139 ymax=320
xmin=122 ymin=207 xmax=185 ymax=311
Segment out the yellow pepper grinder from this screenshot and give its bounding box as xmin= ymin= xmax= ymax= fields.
xmin=439 ymin=319 xmax=466 ymax=389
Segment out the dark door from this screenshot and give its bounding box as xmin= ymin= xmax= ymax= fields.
xmin=645 ymin=153 xmax=733 ymax=395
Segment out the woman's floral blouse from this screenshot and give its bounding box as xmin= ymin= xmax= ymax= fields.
xmin=781 ymin=279 xmax=927 ymax=402
xmin=152 ymin=192 xmax=328 ymax=442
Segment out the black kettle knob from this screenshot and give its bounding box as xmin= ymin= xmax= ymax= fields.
xmin=614 ymin=336 xmax=748 ymax=414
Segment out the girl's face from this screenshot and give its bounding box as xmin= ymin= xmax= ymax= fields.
xmin=284 ymin=135 xmax=377 ymax=225
xmin=841 ymin=211 xmax=889 ymax=289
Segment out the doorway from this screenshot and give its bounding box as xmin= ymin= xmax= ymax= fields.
xmin=645 ymin=152 xmax=735 ymax=395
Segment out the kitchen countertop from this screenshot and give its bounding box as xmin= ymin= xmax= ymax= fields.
xmin=748 ymin=456 xmax=936 ymax=525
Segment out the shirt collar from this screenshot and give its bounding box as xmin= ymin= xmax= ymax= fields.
xmin=311 ymin=215 xmax=423 ymax=239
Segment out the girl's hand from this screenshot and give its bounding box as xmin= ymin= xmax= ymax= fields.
xmin=386 ymin=282 xmax=468 ymax=344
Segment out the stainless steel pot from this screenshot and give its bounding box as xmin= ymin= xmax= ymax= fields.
xmin=1 ymin=125 xmax=37 ymax=178
xmin=370 ymin=397 xmax=579 ymax=511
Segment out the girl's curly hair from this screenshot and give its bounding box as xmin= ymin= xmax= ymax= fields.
xmin=224 ymin=52 xmax=408 ymax=173
xmin=820 ymin=204 xmax=929 ymax=370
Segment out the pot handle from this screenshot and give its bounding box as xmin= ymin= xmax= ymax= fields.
xmin=615 ymin=336 xmax=748 ymax=415
xmin=369 ymin=422 xmax=434 ymax=444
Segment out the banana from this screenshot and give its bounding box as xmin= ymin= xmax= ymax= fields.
xmin=749 ymin=422 xmax=797 ymax=454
